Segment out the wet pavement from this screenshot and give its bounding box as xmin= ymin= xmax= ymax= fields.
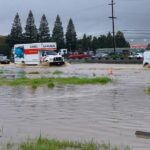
xmin=0 ymin=63 xmax=150 ymax=149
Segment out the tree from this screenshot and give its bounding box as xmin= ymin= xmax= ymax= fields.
xmin=92 ymin=36 xmax=98 ymax=52
xmin=38 ymin=14 xmax=50 ymax=42
xmin=52 ymin=15 xmax=64 ymax=50
xmin=106 ymin=32 xmax=113 ymax=48
xmin=7 ymin=13 xmax=23 ymax=47
xmin=98 ymin=35 xmax=107 ymax=48
xmin=65 ymin=18 xmax=77 ymax=51
xmin=115 ymin=31 xmax=130 ymax=48
xmin=24 ymin=10 xmax=38 ymax=43
xmin=81 ymin=34 xmax=87 ymax=51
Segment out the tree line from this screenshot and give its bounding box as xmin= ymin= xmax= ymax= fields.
xmin=6 ymin=10 xmax=129 ymax=53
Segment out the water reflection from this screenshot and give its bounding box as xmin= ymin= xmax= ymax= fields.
xmin=0 ymin=68 xmax=26 ymax=79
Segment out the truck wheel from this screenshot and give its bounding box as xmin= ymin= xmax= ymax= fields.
xmin=144 ymin=63 xmax=149 ymax=68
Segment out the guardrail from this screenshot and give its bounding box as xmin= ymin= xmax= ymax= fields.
xmin=67 ymin=57 xmax=143 ymax=64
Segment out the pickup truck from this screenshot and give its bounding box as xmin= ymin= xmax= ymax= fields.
xmin=68 ymin=53 xmax=90 ymax=59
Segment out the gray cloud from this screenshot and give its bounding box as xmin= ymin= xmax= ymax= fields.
xmin=0 ymin=0 xmax=150 ymax=41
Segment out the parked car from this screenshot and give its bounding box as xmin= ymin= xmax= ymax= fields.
xmin=0 ymin=55 xmax=10 ymax=64
xmin=128 ymin=53 xmax=143 ymax=59
xmin=92 ymin=53 xmax=108 ymax=59
xmin=68 ymin=53 xmax=90 ymax=59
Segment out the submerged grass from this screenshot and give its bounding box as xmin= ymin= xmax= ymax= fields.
xmin=52 ymin=70 xmax=64 ymax=75
xmin=28 ymin=71 xmax=40 ymax=74
xmin=0 ymin=76 xmax=112 ymax=88
xmin=9 ymin=137 xmax=130 ymax=150
xmin=0 ymin=70 xmax=4 ymax=74
xmin=145 ymin=87 xmax=150 ymax=95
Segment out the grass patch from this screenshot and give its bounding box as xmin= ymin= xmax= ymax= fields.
xmin=0 ymin=70 xmax=4 ymax=74
xmin=6 ymin=141 xmax=14 ymax=150
xmin=52 ymin=70 xmax=63 ymax=75
xmin=0 ymin=76 xmax=112 ymax=88
xmin=18 ymin=137 xmax=130 ymax=150
xmin=28 ymin=71 xmax=40 ymax=74
xmin=145 ymin=87 xmax=150 ymax=95
xmin=47 ymin=82 xmax=55 ymax=88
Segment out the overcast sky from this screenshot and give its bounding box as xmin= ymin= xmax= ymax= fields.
xmin=0 ymin=0 xmax=150 ymax=43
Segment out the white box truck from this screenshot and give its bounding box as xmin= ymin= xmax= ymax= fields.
xmin=143 ymin=50 xmax=150 ymax=67
xmin=13 ymin=42 xmax=65 ymax=65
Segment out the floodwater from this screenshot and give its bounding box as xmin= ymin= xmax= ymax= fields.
xmin=0 ymin=63 xmax=150 ymax=149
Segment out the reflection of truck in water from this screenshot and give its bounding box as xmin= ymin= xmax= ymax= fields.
xmin=13 ymin=42 xmax=65 ymax=65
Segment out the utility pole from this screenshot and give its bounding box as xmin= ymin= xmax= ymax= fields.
xmin=109 ymin=0 xmax=116 ymax=53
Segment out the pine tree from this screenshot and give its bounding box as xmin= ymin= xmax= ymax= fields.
xmin=65 ymin=18 xmax=77 ymax=51
xmin=7 ymin=13 xmax=23 ymax=47
xmin=106 ymin=32 xmax=113 ymax=48
xmin=98 ymin=35 xmax=107 ymax=48
xmin=92 ymin=36 xmax=98 ymax=51
xmin=24 ymin=10 xmax=38 ymax=43
xmin=52 ymin=15 xmax=64 ymax=50
xmin=115 ymin=31 xmax=130 ymax=48
xmin=38 ymin=14 xmax=50 ymax=42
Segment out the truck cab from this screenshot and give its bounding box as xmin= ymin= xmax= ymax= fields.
xmin=41 ymin=51 xmax=65 ymax=65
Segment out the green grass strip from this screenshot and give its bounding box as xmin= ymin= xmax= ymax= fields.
xmin=145 ymin=87 xmax=150 ymax=95
xmin=18 ymin=137 xmax=130 ymax=150
xmin=0 ymin=76 xmax=112 ymax=88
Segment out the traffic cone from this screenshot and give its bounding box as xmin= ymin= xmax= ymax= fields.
xmin=108 ymin=68 xmax=113 ymax=75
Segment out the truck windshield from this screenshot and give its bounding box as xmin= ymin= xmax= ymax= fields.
xmin=42 ymin=51 xmax=57 ymax=56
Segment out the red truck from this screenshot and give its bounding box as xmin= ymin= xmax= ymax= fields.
xmin=68 ymin=53 xmax=90 ymax=59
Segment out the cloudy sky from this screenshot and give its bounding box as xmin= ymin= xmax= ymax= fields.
xmin=0 ymin=0 xmax=150 ymax=43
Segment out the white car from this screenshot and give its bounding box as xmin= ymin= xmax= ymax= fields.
xmin=92 ymin=53 xmax=108 ymax=59
xmin=128 ymin=53 xmax=143 ymax=59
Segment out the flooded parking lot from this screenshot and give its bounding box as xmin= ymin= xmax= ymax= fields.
xmin=0 ymin=63 xmax=150 ymax=149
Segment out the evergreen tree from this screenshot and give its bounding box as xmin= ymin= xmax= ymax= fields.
xmin=98 ymin=35 xmax=107 ymax=48
xmin=52 ymin=15 xmax=64 ymax=50
xmin=81 ymin=34 xmax=92 ymax=51
xmin=115 ymin=31 xmax=130 ymax=48
xmin=65 ymin=18 xmax=77 ymax=51
xmin=38 ymin=14 xmax=50 ymax=42
xmin=24 ymin=10 xmax=38 ymax=43
xmin=81 ymin=34 xmax=87 ymax=51
xmin=7 ymin=13 xmax=23 ymax=47
xmin=92 ymin=36 xmax=98 ymax=51
xmin=106 ymin=32 xmax=113 ymax=48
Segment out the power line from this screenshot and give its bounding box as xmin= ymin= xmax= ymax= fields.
xmin=124 ymin=32 xmax=150 ymax=35
xmin=122 ymin=30 xmax=150 ymax=32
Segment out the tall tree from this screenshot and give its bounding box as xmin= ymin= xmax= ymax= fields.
xmin=38 ymin=14 xmax=50 ymax=42
xmin=52 ymin=15 xmax=64 ymax=50
xmin=106 ymin=32 xmax=113 ymax=48
xmin=92 ymin=36 xmax=98 ymax=51
xmin=24 ymin=10 xmax=38 ymax=43
xmin=115 ymin=31 xmax=130 ymax=48
xmin=7 ymin=13 xmax=23 ymax=47
xmin=65 ymin=18 xmax=77 ymax=51
xmin=98 ymin=35 xmax=107 ymax=48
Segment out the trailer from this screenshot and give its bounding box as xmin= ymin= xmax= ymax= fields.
xmin=13 ymin=42 xmax=65 ymax=65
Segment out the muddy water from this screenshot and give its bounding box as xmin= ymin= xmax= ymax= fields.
xmin=0 ymin=64 xmax=150 ymax=149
